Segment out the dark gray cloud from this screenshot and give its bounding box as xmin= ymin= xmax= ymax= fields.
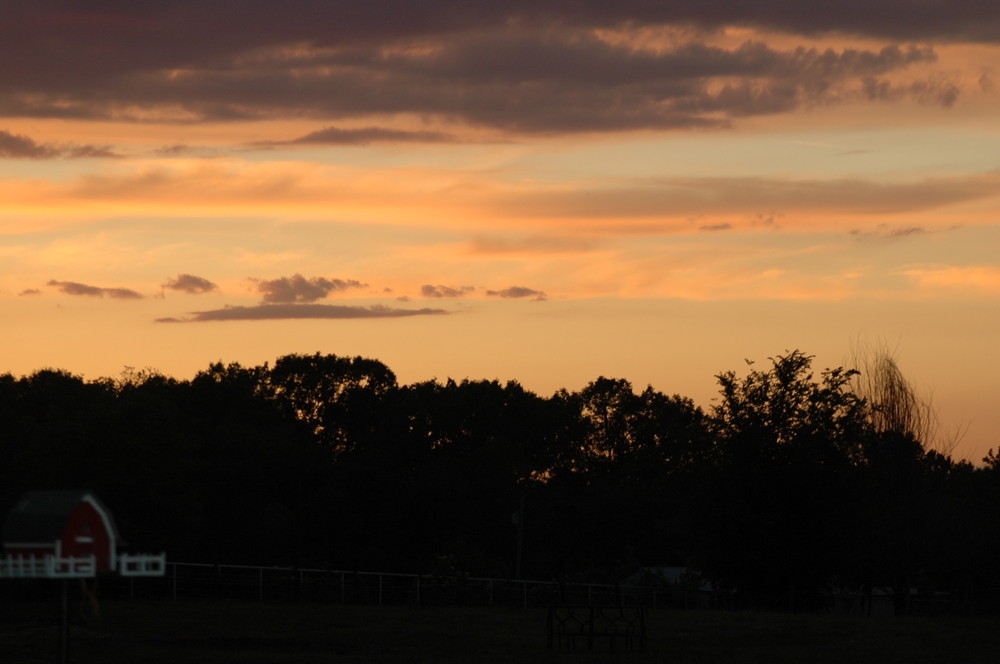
xmin=859 ymin=74 xmax=960 ymax=107
xmin=158 ymin=303 xmax=447 ymax=322
xmin=8 ymin=40 xmax=943 ymax=133
xmin=0 ymin=3 xmax=980 ymax=134
xmin=699 ymin=223 xmax=733 ymax=232
xmin=421 ymin=284 xmax=475 ymax=298
xmin=485 ymin=286 xmax=547 ymax=300
xmin=255 ymin=274 xmax=368 ymax=303
xmin=162 ymin=274 xmax=218 ymax=294
xmin=47 ymin=280 xmax=143 ymax=299
xmin=0 ymin=130 xmax=118 ymax=159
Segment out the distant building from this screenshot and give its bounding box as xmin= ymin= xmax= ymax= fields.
xmin=0 ymin=490 xmax=164 ymax=578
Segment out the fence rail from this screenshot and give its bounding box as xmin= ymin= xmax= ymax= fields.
xmin=91 ymin=562 xmax=720 ymax=610
xmin=4 ymin=560 xmax=989 ymax=615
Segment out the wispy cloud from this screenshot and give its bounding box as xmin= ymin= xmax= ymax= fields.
xmin=158 ymin=303 xmax=448 ymax=322
xmin=0 ymin=130 xmax=118 ymax=159
xmin=469 ymin=235 xmax=595 ymax=254
xmin=485 ymin=286 xmax=547 ymax=300
xmin=421 ymin=284 xmax=475 ymax=298
xmin=1 ymin=131 xmax=57 ymax=158
xmin=850 ymin=224 xmax=930 ymax=239
xmin=256 ymin=126 xmax=455 ymax=147
xmin=47 ymin=280 xmax=143 ymax=299
xmin=699 ymin=223 xmax=733 ymax=232
xmin=497 ymin=174 xmax=1000 ymax=220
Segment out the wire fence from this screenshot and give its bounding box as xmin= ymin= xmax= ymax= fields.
xmin=95 ymin=562 xmax=724 ymax=610
xmin=4 ymin=561 xmax=991 ymax=616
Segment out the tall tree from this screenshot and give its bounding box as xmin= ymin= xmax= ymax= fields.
xmin=265 ymin=353 xmax=398 ymax=455
xmin=702 ymin=351 xmax=870 ymax=609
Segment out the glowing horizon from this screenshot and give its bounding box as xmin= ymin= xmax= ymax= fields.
xmin=2 ymin=2 xmax=998 ymax=460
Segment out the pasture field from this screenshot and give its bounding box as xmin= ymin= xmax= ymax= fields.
xmin=2 ymin=597 xmax=1000 ymax=663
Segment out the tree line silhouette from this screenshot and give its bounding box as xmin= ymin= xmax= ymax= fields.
xmin=2 ymin=350 xmax=998 ymax=612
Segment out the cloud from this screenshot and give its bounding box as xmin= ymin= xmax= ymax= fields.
xmin=485 ymin=286 xmax=547 ymax=300
xmin=7 ymin=157 xmax=996 ymax=236
xmin=65 ymin=144 xmax=120 ymax=159
xmin=499 ymin=174 xmax=1000 ymax=219
xmin=0 ymin=3 xmax=973 ymax=133
xmin=421 ymin=284 xmax=475 ymax=298
xmin=888 ymin=226 xmax=926 ymax=238
xmin=699 ymin=223 xmax=733 ymax=232
xmin=0 ymin=130 xmax=57 ymax=158
xmin=162 ymin=274 xmax=218 ymax=294
xmin=47 ymin=280 xmax=143 ymax=299
xmin=255 ymin=274 xmax=368 ymax=303
xmin=18 ymin=288 xmax=41 ymax=296
xmin=850 ymin=224 xmax=929 ymax=239
xmin=469 ymin=235 xmax=595 ymax=254
xmin=859 ymin=74 xmax=961 ymax=107
xmin=155 ymin=144 xmax=196 ymax=156
xmin=0 ymin=130 xmax=118 ymax=159
xmin=158 ymin=303 xmax=447 ymax=322
xmin=258 ymin=126 xmax=455 ymax=147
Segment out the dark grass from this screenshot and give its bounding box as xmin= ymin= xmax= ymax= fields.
xmin=3 ymin=597 xmax=1000 ymax=663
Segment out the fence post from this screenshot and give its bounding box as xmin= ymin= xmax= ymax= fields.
xmin=523 ymin=581 xmax=527 ymax=609
xmin=489 ymin=579 xmax=493 ymax=608
xmin=259 ymin=568 xmax=263 ymax=602
xmin=172 ymin=563 xmax=177 ymax=602
xmin=379 ymin=574 xmax=383 ymax=607
xmin=416 ymin=574 xmax=420 ymax=606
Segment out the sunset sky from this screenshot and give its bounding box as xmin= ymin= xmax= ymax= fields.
xmin=1 ymin=1 xmax=998 ymax=460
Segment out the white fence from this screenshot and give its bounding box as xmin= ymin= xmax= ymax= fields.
xmin=0 ymin=553 xmax=167 ymax=579
xmin=0 ymin=555 xmax=96 ymax=579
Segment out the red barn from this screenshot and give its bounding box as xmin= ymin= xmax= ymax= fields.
xmin=1 ymin=490 xmax=124 ymax=577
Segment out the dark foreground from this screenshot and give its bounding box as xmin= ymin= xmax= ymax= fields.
xmin=3 ymin=598 xmax=1000 ymax=663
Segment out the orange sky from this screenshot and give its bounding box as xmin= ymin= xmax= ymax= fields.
xmin=2 ymin=2 xmax=998 ymax=460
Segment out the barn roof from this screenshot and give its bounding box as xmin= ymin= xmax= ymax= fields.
xmin=1 ymin=490 xmax=121 ymax=545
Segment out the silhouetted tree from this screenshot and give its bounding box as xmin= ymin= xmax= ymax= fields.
xmin=0 ymin=349 xmax=994 ymax=610
xmin=701 ymin=351 xmax=870 ymax=609
xmin=265 ymin=353 xmax=397 ymax=456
